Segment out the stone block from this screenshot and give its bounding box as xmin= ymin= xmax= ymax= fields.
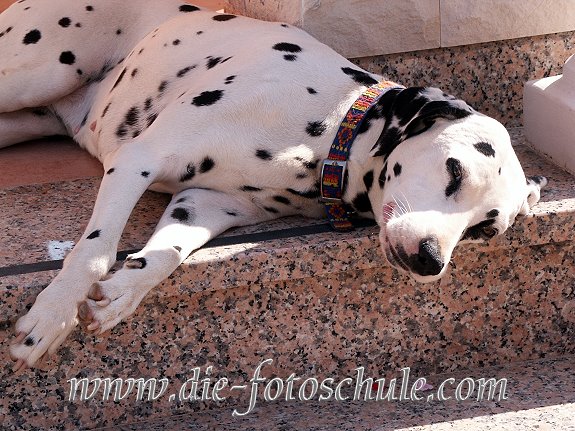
xmin=442 ymin=0 xmax=575 ymax=47
xmin=524 ymin=54 xmax=575 ymax=175
xmin=226 ymin=0 xmax=440 ymax=57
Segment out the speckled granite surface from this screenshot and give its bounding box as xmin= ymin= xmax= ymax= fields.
xmin=352 ymin=31 xmax=575 ymax=127
xmin=88 ymin=355 xmax=575 ymax=431
xmin=0 ymin=129 xmax=574 ymax=430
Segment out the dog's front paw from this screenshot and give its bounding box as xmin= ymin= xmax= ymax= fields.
xmin=10 ymin=289 xmax=79 ymax=372
xmin=78 ymin=281 xmax=144 ymax=335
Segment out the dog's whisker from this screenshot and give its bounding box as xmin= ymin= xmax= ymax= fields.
xmin=400 ymin=191 xmax=413 ymax=213
xmin=392 ymin=195 xmax=406 ymax=217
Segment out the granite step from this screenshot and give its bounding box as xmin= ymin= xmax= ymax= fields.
xmin=0 ymin=128 xmax=574 ymax=430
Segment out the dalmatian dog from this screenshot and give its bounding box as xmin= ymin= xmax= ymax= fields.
xmin=2 ymin=0 xmax=546 ymax=371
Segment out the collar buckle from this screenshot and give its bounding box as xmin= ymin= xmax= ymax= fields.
xmin=320 ymin=159 xmax=347 ymax=203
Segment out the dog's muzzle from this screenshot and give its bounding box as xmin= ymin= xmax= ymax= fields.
xmin=384 ymin=236 xmax=444 ymax=278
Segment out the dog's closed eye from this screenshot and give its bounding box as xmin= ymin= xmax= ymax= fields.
xmin=445 ymin=157 xmax=463 ymax=197
xmin=461 ymin=219 xmax=499 ymax=241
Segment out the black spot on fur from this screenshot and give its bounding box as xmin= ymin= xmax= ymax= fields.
xmin=498 ymin=167 xmax=502 ymax=175
xmin=341 ymin=67 xmax=378 ymax=86
xmin=197 ymin=31 xmax=203 ymax=35
xmin=31 ymin=108 xmax=48 ymax=116
xmin=226 ymin=210 xmax=238 ymax=216
xmin=177 ymin=65 xmax=196 ymax=78
xmin=393 ymin=163 xmax=402 ymax=177
xmin=23 ymin=29 xmax=41 ymax=44
xmin=281 ymin=24 xmax=289 ymax=28
xmin=106 ymin=168 xmax=115 ymax=174
xmin=378 ymin=164 xmax=387 ymax=189
xmin=284 ymin=54 xmax=297 ymax=61
xmin=141 ymin=171 xmax=150 ymax=178
xmin=306 ymin=121 xmax=327 ymax=137
xmin=58 ymin=17 xmax=71 ymax=27
xmin=180 ymin=164 xmax=196 ymax=182
xmin=286 ymin=187 xmax=320 ymax=199
xmin=192 ymin=90 xmax=223 ymax=107
xmin=474 ymin=142 xmax=495 ymax=157
xmin=116 ymin=125 xmax=127 ymax=138
xmin=147 ymin=113 xmax=158 ymax=127
xmin=241 ymin=185 xmax=262 ymax=192
xmin=127 ymin=257 xmax=147 ymax=269
xmin=87 ymin=229 xmax=101 ymax=239
xmin=352 ymin=193 xmax=372 ymax=213
xmin=180 ymin=4 xmax=200 ymax=12
xmin=138 ymin=48 xmax=144 ymax=55
xmin=87 ymin=63 xmax=114 ymax=84
xmin=173 ymin=39 xmax=181 ymax=45
xmin=131 ymin=68 xmax=138 ymax=78
xmin=172 ymin=207 xmax=191 ymax=222
xmin=176 ymin=197 xmax=186 ymax=204
xmin=174 ymin=246 xmax=182 ymax=252
xmin=213 ymin=14 xmax=236 ymax=21
xmin=77 ymin=69 xmax=83 ymax=76
xmin=111 ymin=68 xmax=126 ymax=90
xmin=304 ymin=160 xmax=318 ymax=170
xmin=486 ymin=209 xmax=499 ymax=218
xmin=363 ymin=170 xmax=374 ymax=192
xmin=144 ymin=98 xmax=153 ymax=111
xmin=24 ymin=337 xmax=35 ymax=347
xmin=75 ymin=23 xmax=82 ymax=28
xmin=158 ymin=80 xmax=168 ymax=93
xmin=80 ymin=113 xmax=88 ymax=127
xmin=528 ymin=175 xmax=546 ymax=185
xmin=86 ymin=5 xmax=94 ymax=11
xmin=199 ymin=157 xmax=215 ymax=173
xmin=357 ymin=117 xmax=373 ymax=135
xmin=307 ymin=87 xmax=317 ymax=94
xmin=273 ymin=196 xmax=291 ymax=205
xmin=264 ymin=207 xmax=279 ymax=214
xmin=101 ymin=103 xmax=111 ymax=118
xmin=273 ymin=42 xmax=302 ymax=53
xmin=225 ymin=75 xmax=236 ymax=84
xmin=125 ymin=107 xmax=139 ymax=126
xmin=206 ymin=56 xmax=222 ymax=69
xmin=256 ymin=149 xmax=272 ymax=160
xmin=116 ymin=29 xmax=122 ymax=35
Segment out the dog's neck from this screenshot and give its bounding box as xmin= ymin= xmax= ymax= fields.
xmin=340 ymin=103 xmax=390 ymax=219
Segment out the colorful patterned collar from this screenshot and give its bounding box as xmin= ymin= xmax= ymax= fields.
xmin=320 ymin=80 xmax=404 ymax=231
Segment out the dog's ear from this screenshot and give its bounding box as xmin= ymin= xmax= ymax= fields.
xmin=372 ymin=87 xmax=475 ymax=158
xmin=519 ymin=175 xmax=548 ymax=215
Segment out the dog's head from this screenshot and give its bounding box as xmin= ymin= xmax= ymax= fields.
xmin=366 ymin=87 xmax=546 ymax=282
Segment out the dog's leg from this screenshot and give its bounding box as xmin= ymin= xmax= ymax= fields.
xmin=77 ymin=188 xmax=263 ymax=334
xmin=9 ymin=144 xmax=159 ymax=370
xmin=0 ymin=109 xmax=67 ymax=148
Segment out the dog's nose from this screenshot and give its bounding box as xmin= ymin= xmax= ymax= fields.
xmin=409 ymin=237 xmax=443 ymax=276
